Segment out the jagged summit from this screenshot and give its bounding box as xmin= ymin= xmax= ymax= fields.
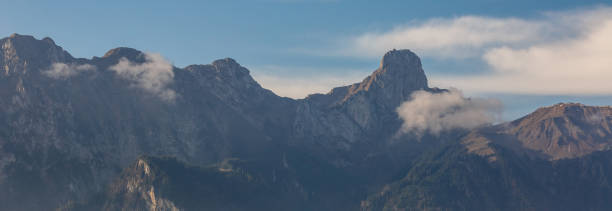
xmin=211 ymin=57 xmax=248 ymax=74
xmin=184 ymin=58 xmax=247 ymax=75
xmin=1 ymin=33 xmax=73 ymax=76
xmin=212 ymin=57 xmax=239 ymax=67
xmin=101 ymin=47 xmax=144 ymax=62
xmin=374 ymin=49 xmax=428 ymax=88
xmin=380 ymin=49 xmax=421 ymax=69
xmin=2 ymin=33 xmax=65 ymax=54
xmin=357 ymin=49 xmax=427 ymax=93
xmin=306 ymin=49 xmax=432 ymax=123
xmin=8 ymin=33 xmax=59 ymax=46
xmin=293 ymin=49 xmax=434 ymax=145
xmin=8 ymin=33 xmax=35 ymax=39
xmin=330 ymin=49 xmax=430 ymax=107
xmin=103 ymin=47 xmax=142 ymax=57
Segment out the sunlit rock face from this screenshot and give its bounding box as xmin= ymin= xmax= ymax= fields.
xmin=509 ymin=103 xmax=612 ymax=159
xmin=462 ymin=103 xmax=612 ymax=161
xmin=102 ymin=158 xmax=180 ymax=211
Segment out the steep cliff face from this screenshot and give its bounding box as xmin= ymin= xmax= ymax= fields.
xmin=65 ymin=156 xmax=311 ymax=211
xmin=1 ymin=33 xmax=73 ymax=77
xmin=101 ymin=158 xmax=181 ymax=211
xmin=293 ymin=50 xmax=434 ymax=152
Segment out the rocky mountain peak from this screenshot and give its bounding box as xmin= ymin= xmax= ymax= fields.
xmin=315 ymin=49 xmax=429 ymax=105
xmin=211 ymin=58 xmax=249 ymax=75
xmin=463 ymin=103 xmax=612 ymax=162
xmin=338 ymin=49 xmax=429 ymax=107
xmin=1 ymin=33 xmax=73 ymax=76
xmin=2 ymin=34 xmax=71 ymax=59
xmin=212 ymin=57 xmax=239 ymax=67
xmin=7 ymin=33 xmax=35 ymax=40
xmin=380 ymin=49 xmax=421 ymax=69
xmin=294 ymin=49 xmax=434 ymax=148
xmin=374 ymin=49 xmax=428 ymax=89
xmin=502 ymin=103 xmax=612 ymax=159
xmin=102 ymin=47 xmax=144 ymax=62
xmin=184 ymin=58 xmax=249 ymax=79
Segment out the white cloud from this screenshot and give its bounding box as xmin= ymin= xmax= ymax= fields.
xmin=347 ymin=16 xmax=546 ymax=58
xmin=346 ymin=6 xmax=612 ymax=95
xmin=396 ymin=89 xmax=502 ymax=135
xmin=110 ymin=53 xmax=176 ymax=101
xmin=347 ymin=7 xmax=612 ymax=59
xmin=432 ymin=12 xmax=612 ymax=95
xmin=44 ymin=63 xmax=96 ymax=79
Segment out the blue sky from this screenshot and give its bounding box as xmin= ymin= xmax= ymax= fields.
xmin=2 ymin=0 xmax=612 ymax=120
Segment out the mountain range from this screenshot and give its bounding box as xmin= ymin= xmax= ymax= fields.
xmin=1 ymin=33 xmax=612 ymax=211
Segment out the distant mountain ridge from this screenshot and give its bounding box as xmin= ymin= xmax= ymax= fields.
xmin=1 ymin=34 xmax=612 ymax=211
xmin=509 ymin=103 xmax=612 ymax=158
xmin=463 ymin=103 xmax=612 ymax=161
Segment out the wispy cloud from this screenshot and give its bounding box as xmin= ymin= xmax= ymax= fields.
xmin=110 ymin=53 xmax=176 ymax=101
xmin=44 ymin=63 xmax=96 ymax=79
xmin=347 ymin=16 xmax=546 ymax=59
xmin=396 ymin=89 xmax=502 ymax=135
xmin=432 ymin=7 xmax=612 ymax=95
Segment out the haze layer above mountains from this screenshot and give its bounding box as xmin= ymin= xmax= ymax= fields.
xmin=1 ymin=34 xmax=612 ymax=211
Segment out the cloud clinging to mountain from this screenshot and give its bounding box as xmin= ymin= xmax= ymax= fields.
xmin=396 ymin=89 xmax=502 ymax=135
xmin=44 ymin=63 xmax=96 ymax=79
xmin=110 ymin=53 xmax=176 ymax=101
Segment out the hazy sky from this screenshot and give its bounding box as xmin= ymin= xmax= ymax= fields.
xmin=2 ymin=0 xmax=612 ymax=120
